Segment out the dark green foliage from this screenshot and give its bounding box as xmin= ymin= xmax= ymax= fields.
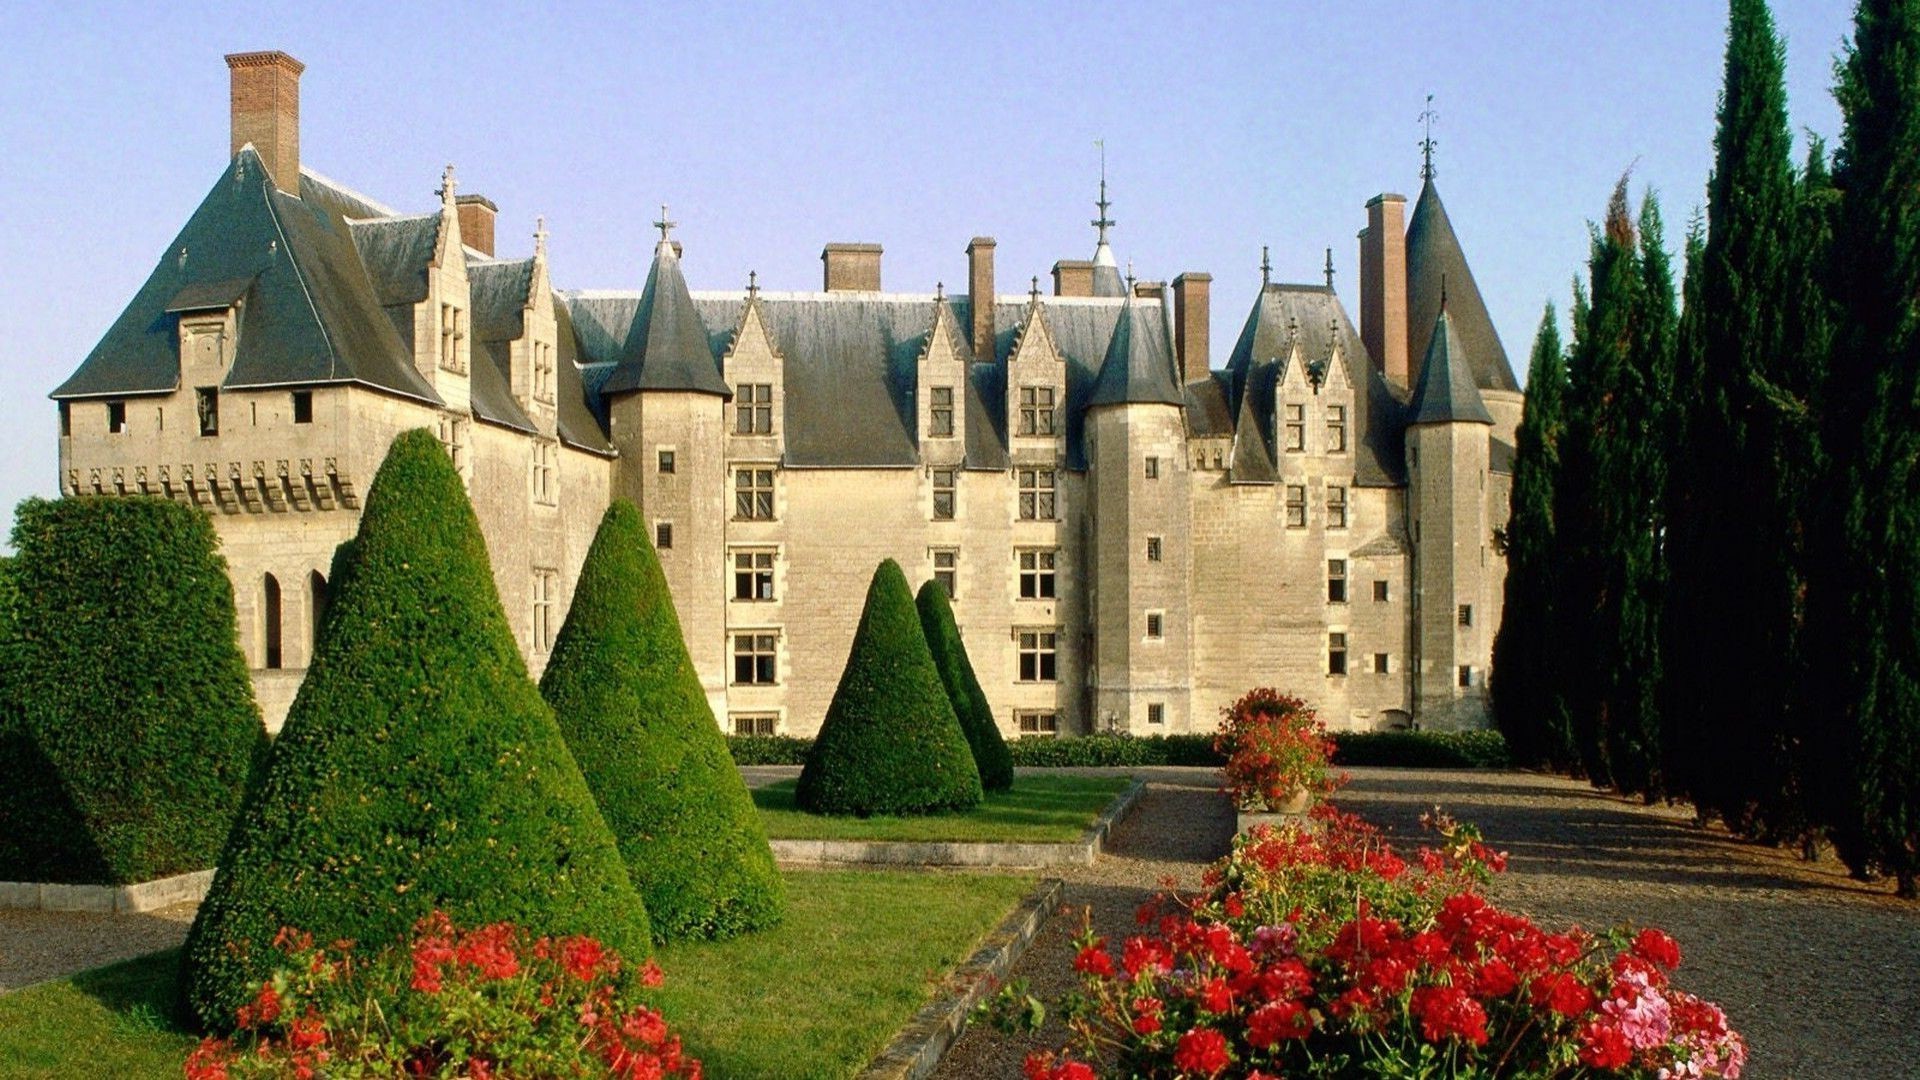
xmin=915 ymin=582 xmax=1014 ymax=791
xmin=1490 ymin=305 xmax=1572 ymax=769
xmin=1810 ymin=0 xmax=1920 ymax=896
xmin=796 ymin=560 xmax=983 ymax=815
xmin=540 ymin=501 xmax=783 ymax=941
xmin=736 ymin=730 xmax=1508 ymax=770
xmin=183 ymin=430 xmax=649 ymax=1029
xmin=1328 ymin=731 xmax=1513 ymax=770
xmin=0 ymin=499 xmax=263 ymax=885
xmin=1007 ymin=733 xmax=1222 ymax=768
xmin=728 ymin=735 xmax=814 ymax=766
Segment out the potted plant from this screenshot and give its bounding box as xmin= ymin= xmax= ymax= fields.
xmin=1214 ymin=689 xmax=1337 ymax=815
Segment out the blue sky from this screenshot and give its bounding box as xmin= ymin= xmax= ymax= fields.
xmin=0 ymin=1 xmax=1853 ymax=525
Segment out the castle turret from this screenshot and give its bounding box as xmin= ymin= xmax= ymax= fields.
xmin=1404 ymin=308 xmax=1493 ymax=729
xmin=1405 ymin=177 xmax=1523 ymax=443
xmin=1085 ymin=292 xmax=1192 ymax=731
xmin=603 ymin=212 xmax=732 ymax=716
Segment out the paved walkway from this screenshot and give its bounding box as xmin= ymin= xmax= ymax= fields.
xmin=935 ymin=766 xmax=1920 ymax=1080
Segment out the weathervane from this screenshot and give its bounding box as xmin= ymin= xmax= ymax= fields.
xmin=653 ymin=204 xmax=676 ymax=243
xmin=1092 ymin=139 xmax=1115 ymax=243
xmin=1420 ymin=94 xmax=1439 ymax=181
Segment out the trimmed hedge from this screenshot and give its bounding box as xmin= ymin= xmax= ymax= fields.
xmin=729 ymin=735 xmax=813 ymax=765
xmin=1331 ymin=730 xmax=1511 ymax=769
xmin=796 ymin=560 xmax=983 ymax=815
xmin=1007 ymin=733 xmax=1223 ymax=768
xmin=540 ymin=501 xmax=783 ymax=942
xmin=183 ymin=430 xmax=649 ymax=1030
xmin=731 ymin=730 xmax=1511 ymax=771
xmin=0 ymin=498 xmax=263 ymax=886
xmin=916 ymin=582 xmax=1014 ymax=791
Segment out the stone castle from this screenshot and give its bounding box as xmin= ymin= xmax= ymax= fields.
xmin=52 ymin=52 xmax=1522 ymax=736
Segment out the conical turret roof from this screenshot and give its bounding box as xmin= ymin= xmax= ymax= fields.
xmin=1406 ymin=309 xmax=1494 ymax=425
xmin=1406 ymin=179 xmax=1520 ymax=393
xmin=1088 ymin=294 xmax=1184 ymax=408
xmin=602 ymin=238 xmax=729 ymax=396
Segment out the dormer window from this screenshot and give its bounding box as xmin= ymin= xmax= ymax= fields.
xmin=1284 ymin=404 xmax=1305 ymax=452
xmin=929 ymin=387 xmax=954 ymax=438
xmin=439 ymin=303 xmax=466 ymax=373
xmin=1327 ymin=405 xmax=1347 ymax=453
xmin=1019 ymin=386 xmax=1056 ymax=435
xmin=533 ymin=342 xmax=556 ymax=404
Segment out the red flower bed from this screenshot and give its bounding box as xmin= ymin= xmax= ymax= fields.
xmin=995 ymin=804 xmax=1745 ymax=1078
xmin=1214 ymin=689 xmax=1340 ymax=811
xmin=184 ymin=913 xmax=700 ymax=1079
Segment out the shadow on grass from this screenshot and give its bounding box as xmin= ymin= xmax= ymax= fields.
xmin=68 ymin=947 xmax=194 ymax=1034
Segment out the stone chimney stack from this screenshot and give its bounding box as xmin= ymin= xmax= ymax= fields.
xmin=456 ymin=195 xmax=497 ymax=257
xmin=822 ymin=243 xmax=882 ymax=292
xmin=225 ymin=50 xmax=304 ymax=195
xmin=1359 ymin=193 xmax=1409 ymax=388
xmin=1052 ymin=259 xmax=1094 ymax=297
xmin=1172 ymin=272 xmax=1212 ymax=385
xmin=967 ymin=237 xmax=995 ymax=360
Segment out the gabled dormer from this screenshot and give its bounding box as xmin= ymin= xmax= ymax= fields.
xmin=1319 ymin=322 xmax=1356 ymax=465
xmin=722 ymin=273 xmax=784 ymax=452
xmin=1006 ymin=281 xmax=1065 ymax=446
xmin=1275 ymin=325 xmax=1313 ymax=456
xmin=915 ymin=286 xmax=970 ymax=457
xmin=518 ymin=221 xmax=558 ymax=427
xmin=417 ymin=166 xmax=473 ymax=412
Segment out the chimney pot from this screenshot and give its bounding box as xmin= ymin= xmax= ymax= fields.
xmin=225 ymin=50 xmax=304 ymax=195
xmin=1052 ymin=259 xmax=1094 ymax=298
xmin=822 ymin=242 xmax=882 ymax=292
xmin=1359 ymin=193 xmax=1409 ymax=388
xmin=967 ymin=237 xmax=996 ymax=360
xmin=456 ymin=194 xmax=497 ymax=258
xmin=1172 ymin=272 xmax=1212 ymax=384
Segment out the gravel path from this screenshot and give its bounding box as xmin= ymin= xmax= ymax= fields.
xmin=0 ymin=901 xmax=196 ymax=993
xmin=934 ymin=766 xmax=1920 ymax=1080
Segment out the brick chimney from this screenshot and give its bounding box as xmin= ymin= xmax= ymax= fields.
xmin=822 ymin=243 xmax=882 ymax=292
xmin=1359 ymin=193 xmax=1409 ymax=388
xmin=967 ymin=237 xmax=995 ymax=359
xmin=225 ymin=51 xmax=304 ymax=195
xmin=1052 ymin=259 xmax=1094 ymax=297
xmin=456 ymin=194 xmax=497 ymax=257
xmin=1172 ymin=272 xmax=1212 ymax=384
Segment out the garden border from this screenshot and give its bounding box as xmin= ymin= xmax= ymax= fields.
xmin=0 ymin=869 xmax=213 ymax=914
xmin=856 ymin=876 xmax=1064 ymax=1080
xmin=769 ymin=778 xmax=1146 ymax=868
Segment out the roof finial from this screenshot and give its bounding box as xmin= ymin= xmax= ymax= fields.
xmin=438 ymin=164 xmax=457 ymax=203
xmin=747 ymin=269 xmax=759 ymax=299
xmin=534 ymin=216 xmax=548 ymax=259
xmin=1030 ymin=275 xmax=1041 ymax=303
xmin=935 ymin=280 xmax=945 ymax=301
xmin=1440 ymin=272 xmax=1449 ymax=312
xmin=1260 ymin=245 xmax=1272 ymax=287
xmin=1124 ymin=260 xmax=1136 ymax=292
xmin=1091 ymin=139 xmax=1115 ymax=244
xmin=653 ymin=204 xmax=676 ymax=243
xmin=1419 ymin=94 xmax=1438 ymax=182
xmin=1287 ymin=313 xmax=1300 ymax=348
xmin=1324 ymin=247 xmax=1335 ymax=289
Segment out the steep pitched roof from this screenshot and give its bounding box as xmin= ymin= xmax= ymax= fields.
xmin=548 ymin=298 xmax=614 ymax=455
xmin=1087 ymin=295 xmax=1184 ymax=409
xmin=1405 ymin=179 xmax=1520 ymax=393
xmin=348 ymin=214 xmax=440 ymax=306
xmin=464 ymin=258 xmax=539 ymax=435
xmin=600 ymin=242 xmax=730 ymax=397
xmin=54 ymin=150 xmax=437 ymax=404
xmin=1405 ymin=310 xmax=1494 ymax=425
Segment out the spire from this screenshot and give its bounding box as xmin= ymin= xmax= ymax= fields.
xmin=1092 ymin=139 xmax=1114 ymax=244
xmin=602 ymin=227 xmax=729 ymax=398
xmin=1419 ymin=94 xmax=1438 ymax=182
xmin=1405 ymin=178 xmax=1521 ymax=392
xmin=1405 ymin=310 xmax=1493 ymax=426
xmin=1088 ymin=141 xmax=1126 ymax=297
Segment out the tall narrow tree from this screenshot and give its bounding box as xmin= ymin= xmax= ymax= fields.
xmin=1811 ymin=0 xmax=1920 ymax=896
xmin=1662 ymin=0 xmax=1800 ymax=832
xmin=1491 ymin=304 xmax=1570 ymax=768
xmin=1661 ymin=216 xmax=1712 ymax=806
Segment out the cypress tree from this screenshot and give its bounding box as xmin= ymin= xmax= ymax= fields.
xmin=1812 ymin=0 xmax=1920 ymax=896
xmin=1491 ymin=304 xmax=1571 ymax=768
xmin=540 ymin=501 xmax=784 ymax=941
xmin=916 ymin=581 xmax=1015 ymax=791
xmin=184 ymin=431 xmax=650 ymax=1028
xmin=1661 ymin=216 xmax=1713 ymax=807
xmin=1663 ymin=0 xmax=1800 ymax=832
xmin=797 ymin=559 xmax=983 ymax=816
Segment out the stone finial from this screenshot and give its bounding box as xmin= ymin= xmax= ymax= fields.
xmin=653 ymin=204 xmax=676 ymax=243
xmin=534 ymin=216 xmax=548 ymax=260
xmin=1260 ymin=245 xmax=1272 ymax=287
xmin=438 ymin=164 xmax=457 ymax=205
xmin=1030 ymin=275 xmax=1041 ymax=303
xmin=747 ymin=269 xmax=759 ymax=299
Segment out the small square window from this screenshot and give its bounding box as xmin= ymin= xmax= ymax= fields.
xmin=1458 ymin=604 xmax=1473 ymax=627
xmin=734 ymin=550 xmax=776 ymax=601
xmin=735 ymin=467 xmax=776 ymax=520
xmin=929 ymin=386 xmax=954 ymax=438
xmin=1328 ymin=485 xmax=1349 ymax=529
xmin=1019 ymin=549 xmax=1056 ymax=599
xmin=1145 ymin=612 xmax=1164 ymax=639
xmin=1146 ymin=536 xmax=1162 ymax=563
xmin=1144 ymin=456 xmax=1160 ymax=479
xmin=1019 ymin=386 xmax=1057 ymax=435
xmin=1285 ymin=485 xmax=1307 ymax=529
xmin=933 ymin=549 xmax=958 ymax=599
xmin=1375 ymin=652 xmax=1391 ymax=674
xmin=735 ymin=383 xmax=773 ymax=434
xmin=1017 ymin=710 xmax=1059 ymax=734
xmin=1459 ymin=665 xmax=1474 ymax=688
xmin=656 ymin=522 xmax=673 ymax=550
xmin=292 ymin=391 xmax=313 ymax=424
xmin=1017 ymin=630 xmax=1059 ymax=682
xmin=1327 ymin=405 xmax=1347 ymax=453
xmin=658 ymin=449 xmax=676 ymax=474
xmin=1329 ymin=632 xmax=1348 ymax=676
xmin=1147 ymin=703 xmax=1165 ymax=725
xmin=1373 ymin=580 xmax=1390 ymax=603
xmin=107 ymin=401 xmax=126 ymax=434
xmin=931 ymin=468 xmax=956 ymax=521
xmin=1328 ymin=559 xmax=1348 ymax=604
xmin=1018 ymin=469 xmax=1057 ymax=520
xmin=733 ymin=633 xmax=779 ymax=685
xmin=1284 ymin=404 xmax=1305 ymax=452
xmin=731 ymin=713 xmax=778 ymax=736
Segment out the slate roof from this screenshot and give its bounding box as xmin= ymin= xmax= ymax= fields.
xmin=1405 ymin=310 xmax=1494 ymax=426
xmin=1406 ymin=179 xmax=1520 ymax=393
xmin=1222 ymin=283 xmax=1405 ymax=487
xmin=54 ymin=150 xmax=438 ymax=404
xmin=601 ymin=243 xmax=731 ymax=397
xmin=465 ymin=258 xmax=539 ymax=435
xmin=1088 ymin=295 xmax=1185 ymax=409
xmin=1183 ymin=373 xmax=1234 ymax=438
xmin=348 ymin=214 xmax=440 ymax=306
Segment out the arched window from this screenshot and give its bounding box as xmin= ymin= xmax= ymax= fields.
xmin=309 ymin=571 xmax=329 ymax=657
xmin=263 ymin=573 xmax=283 ymax=670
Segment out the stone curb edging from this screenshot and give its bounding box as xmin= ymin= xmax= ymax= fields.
xmin=0 ymin=868 xmax=214 ymax=914
xmin=771 ymin=778 xmax=1148 ymax=868
xmin=857 ymin=876 xmax=1065 ymax=1080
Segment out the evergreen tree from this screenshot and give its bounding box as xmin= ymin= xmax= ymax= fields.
xmin=540 ymin=501 xmax=784 ymax=941
xmin=1491 ymin=304 xmax=1571 ymax=768
xmin=797 ymin=560 xmax=983 ymax=816
xmin=1662 ymin=0 xmax=1800 ymax=832
xmin=1811 ymin=0 xmax=1920 ymax=897
xmin=184 ymin=431 xmax=649 ymax=1028
xmin=916 ymin=581 xmax=1015 ymax=791
xmin=1661 ymin=216 xmax=1713 ymax=806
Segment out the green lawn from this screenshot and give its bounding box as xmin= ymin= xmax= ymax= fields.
xmin=754 ymin=774 xmax=1131 ymax=842
xmin=0 ymin=870 xmax=1033 ymax=1080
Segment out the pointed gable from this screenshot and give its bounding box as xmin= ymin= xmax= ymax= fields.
xmin=601 ymin=242 xmax=729 ymax=397
xmin=1406 ymin=310 xmax=1494 ymax=426
xmin=1405 ymin=179 xmax=1520 ymax=393
xmin=1087 ymin=296 xmax=1184 ymax=408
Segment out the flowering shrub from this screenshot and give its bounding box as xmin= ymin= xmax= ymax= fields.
xmin=183 ymin=912 xmax=701 ymax=1079
xmin=994 ymin=804 xmax=1745 ymax=1078
xmin=1214 ymin=689 xmax=1339 ymax=811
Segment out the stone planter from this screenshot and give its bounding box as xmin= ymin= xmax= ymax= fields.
xmin=1235 ymin=788 xmax=1316 ymax=837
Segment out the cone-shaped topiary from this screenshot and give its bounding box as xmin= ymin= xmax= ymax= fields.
xmin=183 ymin=429 xmax=649 ymax=1031
xmin=540 ymin=500 xmax=784 ymax=941
xmin=916 ymin=581 xmax=1014 ymax=791
xmin=0 ymin=499 xmax=264 ymax=886
xmin=797 ymin=559 xmax=983 ymax=815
